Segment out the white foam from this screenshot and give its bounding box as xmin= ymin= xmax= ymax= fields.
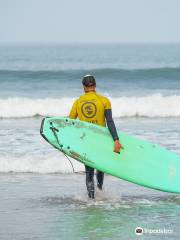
xmin=0 ymin=153 xmax=84 ymax=173
xmin=1 ymin=94 xmax=180 ymax=118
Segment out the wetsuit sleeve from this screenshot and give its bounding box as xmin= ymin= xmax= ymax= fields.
xmin=105 ymin=109 xmax=119 ymax=141
xmin=69 ymin=100 xmax=78 ymax=119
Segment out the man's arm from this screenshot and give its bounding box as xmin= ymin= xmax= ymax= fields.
xmin=105 ymin=109 xmax=119 ymax=141
xmin=105 ymin=109 xmax=122 ymax=153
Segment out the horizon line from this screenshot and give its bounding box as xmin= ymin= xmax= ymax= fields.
xmin=0 ymin=41 xmax=180 ymax=45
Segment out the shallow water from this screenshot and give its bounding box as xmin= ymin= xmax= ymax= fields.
xmin=0 ymin=173 xmax=179 ymax=240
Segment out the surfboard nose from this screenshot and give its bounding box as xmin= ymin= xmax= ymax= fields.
xmin=40 ymin=118 xmax=45 ymax=137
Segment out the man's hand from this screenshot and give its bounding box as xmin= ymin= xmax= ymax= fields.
xmin=114 ymin=140 xmax=123 ymax=153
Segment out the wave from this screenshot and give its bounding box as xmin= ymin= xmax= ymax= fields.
xmin=0 ymin=67 xmax=180 ymax=80
xmin=1 ymin=94 xmax=180 ymax=118
xmin=0 ymin=153 xmax=84 ymax=173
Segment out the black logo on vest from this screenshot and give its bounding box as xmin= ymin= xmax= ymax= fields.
xmin=81 ymin=102 xmax=97 ymax=118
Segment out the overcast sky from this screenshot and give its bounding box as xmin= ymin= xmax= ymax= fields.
xmin=1 ymin=0 xmax=180 ymax=43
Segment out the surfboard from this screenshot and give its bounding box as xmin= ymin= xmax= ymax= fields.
xmin=40 ymin=117 xmax=180 ymax=194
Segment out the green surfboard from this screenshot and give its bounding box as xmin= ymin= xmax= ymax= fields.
xmin=40 ymin=117 xmax=180 ymax=194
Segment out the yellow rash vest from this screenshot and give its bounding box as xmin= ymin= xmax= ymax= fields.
xmin=69 ymin=92 xmax=111 ymax=126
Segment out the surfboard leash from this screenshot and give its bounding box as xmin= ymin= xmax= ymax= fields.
xmin=50 ymin=123 xmax=75 ymax=173
xmin=62 ymin=152 xmax=75 ymax=173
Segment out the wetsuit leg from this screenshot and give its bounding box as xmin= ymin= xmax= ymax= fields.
xmin=96 ymin=171 xmax=104 ymax=190
xmin=85 ymin=165 xmax=95 ymax=199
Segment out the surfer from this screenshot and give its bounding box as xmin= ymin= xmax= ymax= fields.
xmin=69 ymin=75 xmax=122 ymax=199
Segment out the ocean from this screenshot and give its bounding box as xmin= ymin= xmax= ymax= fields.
xmin=0 ymin=43 xmax=180 ymax=239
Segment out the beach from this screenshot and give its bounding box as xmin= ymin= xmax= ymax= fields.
xmin=0 ymin=44 xmax=180 ymax=239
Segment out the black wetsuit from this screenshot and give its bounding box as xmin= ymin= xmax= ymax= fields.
xmin=85 ymin=109 xmax=119 ymax=199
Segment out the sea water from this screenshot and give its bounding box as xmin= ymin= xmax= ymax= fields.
xmin=0 ymin=44 xmax=180 ymax=239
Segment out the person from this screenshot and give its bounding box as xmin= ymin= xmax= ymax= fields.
xmin=69 ymin=75 xmax=122 ymax=199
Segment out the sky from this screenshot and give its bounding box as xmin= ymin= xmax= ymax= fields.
xmin=1 ymin=0 xmax=180 ymax=43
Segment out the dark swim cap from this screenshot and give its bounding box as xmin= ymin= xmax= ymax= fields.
xmin=82 ymin=75 xmax=96 ymax=87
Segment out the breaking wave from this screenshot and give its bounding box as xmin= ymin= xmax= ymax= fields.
xmin=1 ymin=94 xmax=180 ymax=118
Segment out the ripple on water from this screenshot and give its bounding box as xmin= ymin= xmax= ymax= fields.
xmin=41 ymin=192 xmax=180 ymax=211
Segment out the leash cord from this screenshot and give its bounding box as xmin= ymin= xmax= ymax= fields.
xmin=50 ymin=125 xmax=75 ymax=173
